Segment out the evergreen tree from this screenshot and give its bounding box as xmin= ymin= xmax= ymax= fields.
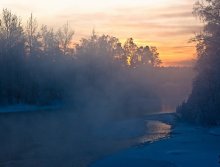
xmin=177 ymin=0 xmax=220 ymax=125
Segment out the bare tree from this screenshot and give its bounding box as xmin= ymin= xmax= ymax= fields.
xmin=26 ymin=13 xmax=40 ymax=56
xmin=0 ymin=9 xmax=24 ymax=55
xmin=57 ymin=22 xmax=74 ymax=55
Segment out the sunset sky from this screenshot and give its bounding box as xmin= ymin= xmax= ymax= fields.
xmin=0 ymin=0 xmax=202 ymax=66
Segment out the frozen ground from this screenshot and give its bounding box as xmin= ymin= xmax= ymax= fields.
xmin=90 ymin=122 xmax=220 ymax=167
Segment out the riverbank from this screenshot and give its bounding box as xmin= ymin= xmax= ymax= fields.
xmin=90 ymin=121 xmax=220 ymax=167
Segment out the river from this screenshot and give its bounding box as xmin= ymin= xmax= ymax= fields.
xmin=0 ymin=110 xmax=173 ymax=167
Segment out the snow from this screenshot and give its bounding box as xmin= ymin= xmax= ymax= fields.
xmin=90 ymin=122 xmax=220 ymax=167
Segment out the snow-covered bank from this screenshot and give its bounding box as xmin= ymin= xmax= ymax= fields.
xmin=90 ymin=123 xmax=220 ymax=167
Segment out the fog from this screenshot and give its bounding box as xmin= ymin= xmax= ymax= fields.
xmin=0 ymin=0 xmax=218 ymax=166
xmin=0 ymin=9 xmax=194 ymax=167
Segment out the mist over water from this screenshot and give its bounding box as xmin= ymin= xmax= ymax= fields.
xmin=0 ymin=109 xmax=174 ymax=167
xmin=0 ymin=9 xmax=195 ymax=167
xmin=0 ymin=0 xmax=218 ymax=166
xmin=0 ymin=64 xmax=192 ymax=166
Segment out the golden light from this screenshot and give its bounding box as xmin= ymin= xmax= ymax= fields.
xmin=0 ymin=0 xmax=202 ymax=66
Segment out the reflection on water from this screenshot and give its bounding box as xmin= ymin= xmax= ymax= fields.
xmin=138 ymin=120 xmax=171 ymax=144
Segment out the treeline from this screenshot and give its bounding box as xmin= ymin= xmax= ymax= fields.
xmin=177 ymin=0 xmax=220 ymax=125
xmin=0 ymin=9 xmax=162 ymax=115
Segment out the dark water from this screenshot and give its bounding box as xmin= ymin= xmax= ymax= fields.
xmin=0 ymin=110 xmax=172 ymax=167
xmin=87 ymin=119 xmax=172 ymax=167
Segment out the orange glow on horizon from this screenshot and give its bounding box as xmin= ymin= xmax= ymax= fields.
xmin=120 ymin=38 xmax=197 ymax=67
xmin=0 ymin=0 xmax=202 ymax=66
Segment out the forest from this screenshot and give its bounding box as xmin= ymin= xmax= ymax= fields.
xmin=0 ymin=9 xmax=193 ymax=117
xmin=0 ymin=0 xmax=220 ymax=166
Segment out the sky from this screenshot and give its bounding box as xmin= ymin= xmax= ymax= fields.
xmin=0 ymin=0 xmax=202 ymax=66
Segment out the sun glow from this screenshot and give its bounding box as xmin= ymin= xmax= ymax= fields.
xmin=0 ymin=0 xmax=201 ymax=66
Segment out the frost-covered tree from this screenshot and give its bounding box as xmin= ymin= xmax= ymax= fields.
xmin=0 ymin=9 xmax=162 ymax=114
xmin=25 ymin=14 xmax=41 ymax=56
xmin=0 ymin=9 xmax=26 ymax=104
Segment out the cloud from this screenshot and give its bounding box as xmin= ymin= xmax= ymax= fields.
xmin=54 ymin=4 xmax=201 ymax=66
xmin=159 ymin=11 xmax=193 ymax=19
xmin=55 ymin=3 xmax=201 ymax=38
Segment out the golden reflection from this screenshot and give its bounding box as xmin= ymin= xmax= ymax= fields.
xmin=138 ymin=120 xmax=171 ymax=144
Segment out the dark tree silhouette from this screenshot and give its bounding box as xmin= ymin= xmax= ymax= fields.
xmin=177 ymin=0 xmax=220 ymax=125
xmin=0 ymin=9 xmax=162 ymax=116
xmin=0 ymin=9 xmax=26 ymax=104
xmin=57 ymin=22 xmax=74 ymax=56
xmin=123 ymin=38 xmax=161 ymax=68
xmin=25 ymin=13 xmax=40 ymax=56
